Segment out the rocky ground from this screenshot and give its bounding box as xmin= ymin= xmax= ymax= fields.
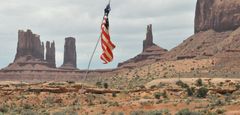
xmin=0 ymin=77 xmax=239 ymax=115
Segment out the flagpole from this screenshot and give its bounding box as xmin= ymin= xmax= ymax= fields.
xmin=83 ymin=0 xmax=111 ymax=81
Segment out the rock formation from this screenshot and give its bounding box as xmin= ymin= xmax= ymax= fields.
xmin=46 ymin=41 xmax=56 ymax=68
xmin=15 ymin=30 xmax=44 ymax=62
xmin=118 ymin=24 xmax=168 ymax=68
xmin=143 ymin=24 xmax=154 ymax=51
xmin=165 ymin=0 xmax=240 ymax=62
xmin=60 ymin=37 xmax=78 ymax=70
xmin=195 ymin=0 xmax=240 ymax=33
xmin=4 ymin=30 xmax=58 ymax=70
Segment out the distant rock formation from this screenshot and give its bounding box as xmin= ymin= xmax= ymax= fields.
xmin=4 ymin=30 xmax=57 ymax=70
xmin=60 ymin=37 xmax=78 ymax=70
xmin=46 ymin=41 xmax=56 ymax=68
xmin=118 ymin=24 xmax=168 ymax=68
xmin=143 ymin=24 xmax=154 ymax=51
xmin=15 ymin=30 xmax=44 ymax=62
xmin=195 ymin=0 xmax=240 ymax=33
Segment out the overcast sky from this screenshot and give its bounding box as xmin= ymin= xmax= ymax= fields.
xmin=0 ymin=0 xmax=197 ymax=69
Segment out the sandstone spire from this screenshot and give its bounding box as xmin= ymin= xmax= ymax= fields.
xmin=60 ymin=37 xmax=78 ymax=70
xmin=143 ymin=24 xmax=154 ymax=52
xmin=46 ymin=41 xmax=56 ymax=68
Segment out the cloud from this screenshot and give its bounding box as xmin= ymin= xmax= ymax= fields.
xmin=0 ymin=0 xmax=197 ymax=69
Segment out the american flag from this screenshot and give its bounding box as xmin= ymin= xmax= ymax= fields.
xmin=100 ymin=3 xmax=116 ymax=64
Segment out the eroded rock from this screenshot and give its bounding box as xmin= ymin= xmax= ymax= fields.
xmin=195 ymin=0 xmax=240 ymax=33
xmin=60 ymin=37 xmax=78 ymax=70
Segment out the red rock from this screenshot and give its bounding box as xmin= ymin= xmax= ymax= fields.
xmin=195 ymin=0 xmax=240 ymax=33
xmin=46 ymin=41 xmax=56 ymax=68
xmin=60 ymin=37 xmax=78 ymax=70
xmin=15 ymin=30 xmax=44 ymax=62
xmin=118 ymin=24 xmax=167 ymax=68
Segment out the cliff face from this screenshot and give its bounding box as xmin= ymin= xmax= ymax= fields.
xmin=60 ymin=37 xmax=78 ymax=70
xmin=195 ymin=0 xmax=240 ymax=33
xmin=15 ymin=30 xmax=44 ymax=61
xmin=165 ymin=0 xmax=240 ymax=60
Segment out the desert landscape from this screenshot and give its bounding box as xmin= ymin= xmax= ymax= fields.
xmin=0 ymin=0 xmax=240 ymax=114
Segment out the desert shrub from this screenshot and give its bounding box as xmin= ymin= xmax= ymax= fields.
xmin=104 ymin=83 xmax=109 ymax=89
xmin=157 ymin=82 xmax=166 ymax=88
xmin=112 ymin=92 xmax=117 ymax=97
xmin=21 ymin=110 xmax=37 ymax=115
xmin=130 ymin=109 xmax=170 ymax=115
xmin=176 ymin=80 xmax=189 ymax=88
xmin=66 ymin=81 xmax=75 ymax=84
xmin=162 ymin=90 xmax=168 ymax=98
xmin=96 ymin=81 xmax=102 ymax=88
xmin=146 ymin=110 xmax=163 ymax=115
xmin=195 ymin=79 xmax=203 ymax=86
xmin=212 ymin=99 xmax=225 ymax=106
xmin=154 ymin=92 xmax=162 ymax=99
xmin=196 ymin=87 xmax=208 ymax=98
xmin=108 ymin=102 xmax=119 ymax=107
xmin=23 ymin=103 xmax=33 ymax=110
xmin=130 ymin=110 xmax=144 ymax=115
xmin=236 ymin=83 xmax=240 ymax=90
xmin=150 ymin=85 xmax=157 ymax=89
xmin=215 ymin=109 xmax=226 ymax=114
xmin=118 ymin=112 xmax=125 ymax=115
xmin=186 ymin=87 xmax=195 ymax=96
xmin=48 ymin=82 xmax=65 ymax=86
xmin=52 ymin=111 xmax=66 ymax=115
xmin=175 ymin=109 xmax=202 ymax=115
xmin=0 ymin=105 xmax=8 ymax=113
xmin=42 ymin=96 xmax=55 ymax=105
xmin=111 ymin=112 xmax=125 ymax=115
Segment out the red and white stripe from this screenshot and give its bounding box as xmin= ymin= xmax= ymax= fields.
xmin=100 ymin=16 xmax=115 ymax=64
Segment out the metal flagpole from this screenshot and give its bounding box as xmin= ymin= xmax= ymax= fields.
xmin=83 ymin=0 xmax=111 ymax=81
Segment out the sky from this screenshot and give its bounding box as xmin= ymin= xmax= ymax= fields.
xmin=0 ymin=0 xmax=197 ymax=69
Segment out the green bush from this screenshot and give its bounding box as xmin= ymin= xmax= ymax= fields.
xmin=111 ymin=112 xmax=125 ymax=115
xmin=112 ymin=92 xmax=117 ymax=97
xmin=0 ymin=105 xmax=8 ymax=113
xmin=215 ymin=109 xmax=226 ymax=114
xmin=130 ymin=109 xmax=170 ymax=115
xmin=154 ymin=92 xmax=162 ymax=99
xmin=22 ymin=110 xmax=38 ymax=115
xmin=104 ymin=83 xmax=109 ymax=89
xmin=23 ymin=104 xmax=33 ymax=110
xmin=186 ymin=87 xmax=195 ymax=96
xmin=195 ymin=79 xmax=203 ymax=86
xmin=96 ymin=81 xmax=102 ymax=88
xmin=108 ymin=102 xmax=119 ymax=107
xmin=162 ymin=90 xmax=168 ymax=98
xmin=53 ymin=111 xmax=66 ymax=115
xmin=176 ymin=80 xmax=189 ymax=88
xmin=175 ymin=109 xmax=202 ymax=115
xmin=196 ymin=87 xmax=208 ymax=98
xmin=236 ymin=83 xmax=240 ymax=90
